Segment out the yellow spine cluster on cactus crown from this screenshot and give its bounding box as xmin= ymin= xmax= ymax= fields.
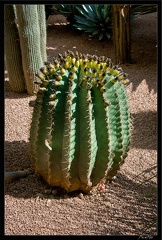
xmin=34 ymin=50 xmax=129 ymax=108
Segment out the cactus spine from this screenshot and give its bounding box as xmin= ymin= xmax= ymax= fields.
xmin=29 ymin=51 xmax=131 ymax=193
xmin=4 ymin=5 xmax=47 ymax=95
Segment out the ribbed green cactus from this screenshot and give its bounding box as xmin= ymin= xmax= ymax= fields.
xmin=4 ymin=5 xmax=47 ymax=95
xmin=29 ymin=51 xmax=131 ymax=193
xmin=4 ymin=5 xmax=26 ymax=93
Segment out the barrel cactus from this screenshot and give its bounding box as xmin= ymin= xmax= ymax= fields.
xmin=29 ymin=51 xmax=131 ymax=193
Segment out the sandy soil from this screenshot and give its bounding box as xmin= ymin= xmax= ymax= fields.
xmin=5 ymin=12 xmax=157 ymax=235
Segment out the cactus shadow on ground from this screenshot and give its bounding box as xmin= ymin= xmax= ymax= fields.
xmin=130 ymin=110 xmax=157 ymax=150
xmin=5 ymin=173 xmax=157 ymax=235
xmin=4 ymin=140 xmax=157 ymax=235
xmin=4 ymin=140 xmax=157 ymax=200
xmin=4 ymin=107 xmax=157 ymax=198
xmin=4 ymin=140 xmax=46 ymax=198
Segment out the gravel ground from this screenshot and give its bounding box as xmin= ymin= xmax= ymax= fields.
xmin=5 ymin=12 xmax=157 ymax=235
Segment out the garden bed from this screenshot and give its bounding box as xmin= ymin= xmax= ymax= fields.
xmin=5 ymin=12 xmax=157 ymax=235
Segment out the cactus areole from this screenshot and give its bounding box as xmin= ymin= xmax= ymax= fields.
xmin=29 ymin=51 xmax=131 ymax=193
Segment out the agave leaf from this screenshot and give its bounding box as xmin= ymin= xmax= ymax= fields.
xmin=73 ymin=24 xmax=99 ymax=33
xmin=105 ymin=31 xmax=111 ymax=39
xmin=55 ymin=4 xmax=71 ymax=14
xmin=101 ymin=8 xmax=105 ymax=21
xmin=105 ymin=15 xmax=111 ymax=24
xmin=52 ymin=4 xmax=81 ymax=16
xmin=98 ymin=30 xmax=104 ymax=41
xmin=89 ymin=4 xmax=98 ymax=17
xmin=75 ymin=5 xmax=99 ymax=23
xmin=94 ymin=5 xmax=104 ymax=22
xmin=95 ymin=4 xmax=105 ymax=11
xmin=103 ymin=5 xmax=111 ymax=20
xmin=73 ymin=23 xmax=94 ymax=29
xmin=62 ymin=7 xmax=74 ymax=14
xmin=84 ymin=5 xmax=100 ymax=22
xmin=75 ymin=15 xmax=98 ymax=27
xmin=74 ymin=22 xmax=95 ymax=29
xmin=82 ymin=4 xmax=91 ymax=13
xmin=92 ymin=28 xmax=101 ymax=35
xmin=84 ymin=27 xmax=99 ymax=33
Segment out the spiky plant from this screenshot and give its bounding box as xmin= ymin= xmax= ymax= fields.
xmin=73 ymin=5 xmax=112 ymax=41
xmin=29 ymin=50 xmax=131 ymax=193
xmin=4 ymin=5 xmax=47 ymax=95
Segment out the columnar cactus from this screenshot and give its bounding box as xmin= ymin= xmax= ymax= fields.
xmin=29 ymin=51 xmax=131 ymax=193
xmin=4 ymin=5 xmax=26 ymax=93
xmin=4 ymin=5 xmax=47 ymax=95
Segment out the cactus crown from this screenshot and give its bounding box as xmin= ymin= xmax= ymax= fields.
xmin=30 ymin=50 xmax=131 ymax=193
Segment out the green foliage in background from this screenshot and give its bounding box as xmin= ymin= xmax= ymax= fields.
xmin=45 ymin=4 xmax=157 ymax=41
xmin=73 ymin=5 xmax=112 ymax=41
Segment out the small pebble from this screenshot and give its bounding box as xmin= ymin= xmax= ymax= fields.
xmin=35 ymin=193 xmax=44 ymax=198
xmin=46 ymin=199 xmax=52 ymax=207
xmin=63 ymin=194 xmax=68 ymax=199
xmin=52 ymin=189 xmax=58 ymax=195
xmin=13 ymin=190 xmax=19 ymax=194
xmin=98 ymin=183 xmax=105 ymax=191
xmin=44 ymin=189 xmax=52 ymax=195
xmin=78 ymin=193 xmax=84 ymax=199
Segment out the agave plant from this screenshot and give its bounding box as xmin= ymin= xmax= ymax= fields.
xmin=73 ymin=5 xmax=112 ymax=41
xmin=29 ymin=50 xmax=131 ymax=193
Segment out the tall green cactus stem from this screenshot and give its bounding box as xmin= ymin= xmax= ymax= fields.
xmin=15 ymin=5 xmax=47 ymax=95
xmin=4 ymin=5 xmax=26 ymax=93
xmin=29 ymin=51 xmax=131 ymax=193
xmin=37 ymin=5 xmax=47 ymax=62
